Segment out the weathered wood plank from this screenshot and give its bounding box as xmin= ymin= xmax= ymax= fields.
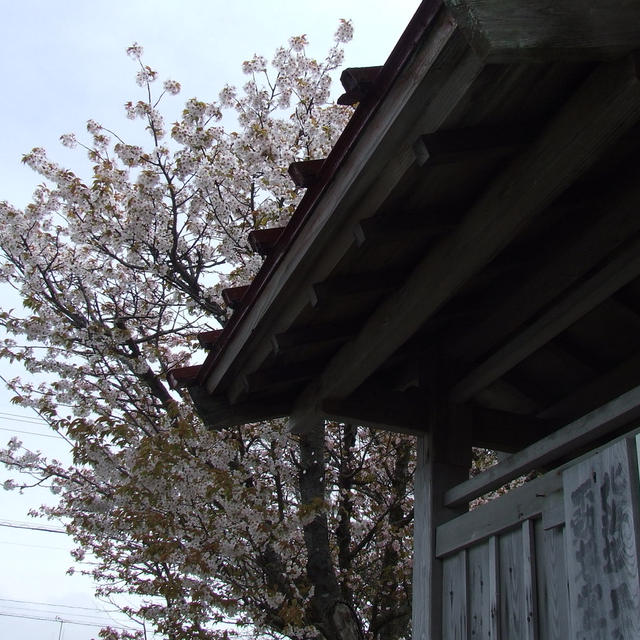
xmin=521 ymin=519 xmax=538 ymax=640
xmin=413 ymin=125 xmax=532 ymax=166
xmin=536 ymin=521 xmax=569 ymax=640
xmin=468 ymin=542 xmax=493 ymax=639
xmin=499 ymin=527 xmax=525 ymax=638
xmin=437 ymin=469 xmax=562 ymax=557
xmin=444 ymin=0 xmax=640 ymax=62
xmin=451 ymin=234 xmax=640 ymax=403
xmin=248 ymin=227 xmax=284 ymax=258
xmin=291 ymin=52 xmax=640 ymax=433
xmin=442 ymin=550 xmax=469 ymax=639
xmin=563 ymin=437 xmax=640 ymax=638
xmin=204 ymin=12 xmax=464 ymax=401
xmin=444 ymin=384 xmax=640 ymax=508
xmin=413 ymin=401 xmax=472 ymax=640
xmin=489 ymin=535 xmax=500 ymax=640
xmin=448 ymin=172 xmax=640 ymax=375
xmin=288 ymin=159 xmax=325 ymax=188
xmin=337 ymin=66 xmax=382 ymax=105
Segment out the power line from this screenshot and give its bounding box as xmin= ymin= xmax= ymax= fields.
xmin=0 ymin=426 xmax=62 ymax=439
xmin=0 ymin=610 xmax=138 ymax=631
xmin=0 ymin=597 xmax=120 ymax=614
xmin=0 ymin=518 xmax=66 ymax=534
xmin=0 ymin=410 xmax=48 ymax=424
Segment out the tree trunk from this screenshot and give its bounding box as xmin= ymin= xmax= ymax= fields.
xmin=298 ymin=423 xmax=363 ymax=640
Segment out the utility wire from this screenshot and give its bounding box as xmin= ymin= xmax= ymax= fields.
xmin=0 ymin=611 xmax=137 ymax=631
xmin=0 ymin=426 xmax=61 ymax=439
xmin=0 ymin=411 xmax=48 ymax=424
xmin=0 ymin=597 xmax=120 ymax=614
xmin=0 ymin=518 xmax=66 ymax=534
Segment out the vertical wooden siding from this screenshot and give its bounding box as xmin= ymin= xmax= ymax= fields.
xmin=435 ymin=437 xmax=640 ymax=639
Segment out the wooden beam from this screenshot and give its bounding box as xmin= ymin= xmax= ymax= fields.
xmin=444 ymin=0 xmax=640 ymax=62
xmin=337 ymin=66 xmax=382 ymax=105
xmin=288 ymin=159 xmax=325 ymax=188
xmin=436 ymin=469 xmax=563 ymax=557
xmin=320 ymin=390 xmax=555 ymax=448
xmin=413 ymin=399 xmax=472 ymax=640
xmin=197 ymin=329 xmax=223 ymax=350
xmin=201 ymin=19 xmax=477 ymax=404
xmin=352 ymin=212 xmax=454 ymax=248
xmin=289 ymin=53 xmax=640 ymax=433
xmin=248 ymin=227 xmax=284 ymax=258
xmin=447 ymin=168 xmax=640 ymax=366
xmin=413 ymin=125 xmax=532 ymax=166
xmin=272 ymin=321 xmax=355 ymax=355
xmin=167 ymin=365 xmax=201 ymax=389
xmin=310 ymin=269 xmax=404 ymax=308
xmin=451 ymin=234 xmax=640 ymax=402
xmin=222 ymin=285 xmax=250 ymax=310
xmin=443 ymin=383 xmax=640 ymax=508
xmin=321 ymin=389 xmax=427 ymax=433
xmin=471 ymin=406 xmax=557 ymax=452
xmin=188 ymin=385 xmax=291 ymax=429
xmin=244 ymin=360 xmax=325 ymax=394
xmin=538 ymin=349 xmax=640 ymax=422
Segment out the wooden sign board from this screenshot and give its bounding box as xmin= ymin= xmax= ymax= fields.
xmin=563 ymin=438 xmax=640 ymax=638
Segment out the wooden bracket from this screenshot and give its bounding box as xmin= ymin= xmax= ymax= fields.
xmin=337 ymin=66 xmax=382 ymax=105
xmin=222 ymin=285 xmax=250 ymax=310
xmin=288 ymin=159 xmax=325 ymax=188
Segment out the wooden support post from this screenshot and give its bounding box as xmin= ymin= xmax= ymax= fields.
xmin=413 ymin=398 xmax=471 ymax=640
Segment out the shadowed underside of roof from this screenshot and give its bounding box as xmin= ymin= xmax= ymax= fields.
xmin=171 ymin=0 xmax=640 ymax=456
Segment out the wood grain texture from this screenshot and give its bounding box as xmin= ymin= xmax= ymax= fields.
xmin=467 ymin=542 xmax=493 ymax=639
xmin=291 ymin=51 xmax=640 ymax=433
xmin=521 ymin=519 xmax=538 ymax=640
xmin=536 ymin=520 xmax=569 ymax=640
xmin=445 ymin=384 xmax=640 ymax=508
xmin=499 ymin=527 xmax=525 ymax=638
xmin=443 ymin=550 xmax=469 ymax=639
xmin=444 ymin=0 xmax=640 ymax=62
xmin=563 ymin=438 xmax=640 ymax=638
xmin=489 ymin=535 xmax=501 ymax=640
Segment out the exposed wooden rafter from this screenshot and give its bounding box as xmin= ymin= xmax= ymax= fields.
xmin=189 ymin=386 xmax=291 ymax=428
xmin=447 ymin=169 xmax=640 ymax=367
xmin=168 ymin=365 xmax=201 ymax=389
xmin=288 ymin=159 xmax=325 ymax=188
xmin=413 ymin=125 xmax=533 ymax=166
xmin=337 ymin=66 xmax=382 ymax=105
xmin=289 ymin=53 xmax=640 ymax=432
xmin=197 ymin=329 xmax=223 ymax=350
xmin=222 ymin=285 xmax=250 ymax=310
xmin=451 ymin=234 xmax=640 ymax=402
xmin=248 ymin=227 xmax=284 ymax=258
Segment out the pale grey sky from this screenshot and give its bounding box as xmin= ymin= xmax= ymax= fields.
xmin=0 ymin=1 xmax=420 ymax=638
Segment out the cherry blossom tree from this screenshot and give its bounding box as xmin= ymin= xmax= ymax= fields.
xmin=0 ymin=25 xmax=414 ymax=640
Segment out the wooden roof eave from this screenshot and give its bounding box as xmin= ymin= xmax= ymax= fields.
xmin=193 ymin=0 xmax=640 ymax=438
xmin=198 ymin=4 xmax=465 ymax=398
xmin=288 ymin=51 xmax=640 ymax=433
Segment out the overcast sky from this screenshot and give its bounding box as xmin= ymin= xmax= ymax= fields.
xmin=0 ymin=1 xmax=420 ymax=638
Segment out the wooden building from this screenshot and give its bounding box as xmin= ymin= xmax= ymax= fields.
xmin=170 ymin=1 xmax=640 ymax=637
